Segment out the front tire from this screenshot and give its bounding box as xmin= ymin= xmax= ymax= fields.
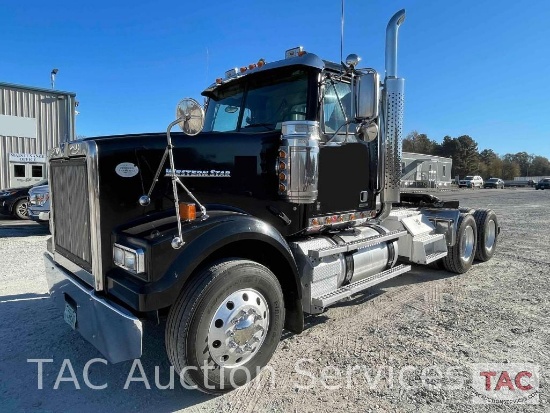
xmin=13 ymin=199 xmax=29 ymax=219
xmin=166 ymin=259 xmax=285 ymax=394
xmin=442 ymin=213 xmax=477 ymax=274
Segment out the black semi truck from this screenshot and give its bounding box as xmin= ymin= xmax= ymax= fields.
xmin=43 ymin=9 xmax=499 ymax=393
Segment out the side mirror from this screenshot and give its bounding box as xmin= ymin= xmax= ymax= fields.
xmin=175 ymin=98 xmax=205 ymax=136
xmin=356 ymin=72 xmax=380 ymax=120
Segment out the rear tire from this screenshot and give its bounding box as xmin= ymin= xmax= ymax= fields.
xmin=166 ymin=259 xmax=285 ymax=394
xmin=442 ymin=213 xmax=477 ymax=274
xmin=473 ymin=209 xmax=498 ymax=262
xmin=13 ymin=199 xmax=29 ymax=220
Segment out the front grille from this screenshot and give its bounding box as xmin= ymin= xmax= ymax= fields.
xmin=51 ymin=157 xmax=92 ymax=271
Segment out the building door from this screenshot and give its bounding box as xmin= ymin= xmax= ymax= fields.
xmin=9 ymin=162 xmax=45 ymax=188
xmin=415 ymin=164 xmax=422 ymax=181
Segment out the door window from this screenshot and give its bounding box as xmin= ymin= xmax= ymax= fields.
xmin=32 ymin=165 xmax=43 ymax=178
xmin=13 ymin=164 xmax=25 ymax=177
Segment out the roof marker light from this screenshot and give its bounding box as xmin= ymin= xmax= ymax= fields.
xmin=225 ymin=68 xmax=238 ymax=79
xmin=285 ymin=46 xmax=304 ymax=59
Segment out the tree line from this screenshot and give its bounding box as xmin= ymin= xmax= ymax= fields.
xmin=403 ymin=131 xmax=550 ymax=180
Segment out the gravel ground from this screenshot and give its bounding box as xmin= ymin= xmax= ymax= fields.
xmin=0 ymin=188 xmax=548 ymax=412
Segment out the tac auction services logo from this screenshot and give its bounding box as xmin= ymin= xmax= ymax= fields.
xmin=471 ymin=363 xmax=539 ymax=404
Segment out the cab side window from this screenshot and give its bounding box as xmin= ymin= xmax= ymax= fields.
xmin=323 ymin=80 xmax=351 ymax=133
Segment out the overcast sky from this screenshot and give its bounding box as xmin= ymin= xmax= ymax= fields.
xmin=2 ymin=0 xmax=549 ymax=158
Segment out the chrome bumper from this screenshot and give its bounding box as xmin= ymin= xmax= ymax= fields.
xmin=44 ymin=252 xmax=143 ymax=363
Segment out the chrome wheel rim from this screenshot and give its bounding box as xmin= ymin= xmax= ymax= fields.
xmin=460 ymin=226 xmax=475 ymax=262
xmin=207 ymin=288 xmax=269 ymax=368
xmin=17 ymin=201 xmax=28 ymax=217
xmin=485 ymin=219 xmax=496 ymax=252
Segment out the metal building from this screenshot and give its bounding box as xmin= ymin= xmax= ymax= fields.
xmin=0 ymin=82 xmax=76 ymax=189
xmin=401 ymin=152 xmax=453 ymax=188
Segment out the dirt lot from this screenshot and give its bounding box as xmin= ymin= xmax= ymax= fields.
xmin=0 ymin=188 xmax=548 ymax=412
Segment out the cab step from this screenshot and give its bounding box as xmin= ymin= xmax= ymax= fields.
xmin=311 ymin=264 xmax=411 ymax=311
xmin=410 ymin=233 xmax=448 ymax=264
xmin=308 ymin=230 xmax=407 ymax=259
xmin=424 ymin=251 xmax=448 ymax=264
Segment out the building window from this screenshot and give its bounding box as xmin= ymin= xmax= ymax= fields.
xmin=14 ymin=165 xmax=25 ymax=177
xmin=32 ymin=165 xmax=43 ymax=178
xmin=429 ymin=164 xmax=432 ymax=171
xmin=443 ymin=165 xmax=447 ymax=176
xmin=401 ymin=162 xmax=406 ymax=173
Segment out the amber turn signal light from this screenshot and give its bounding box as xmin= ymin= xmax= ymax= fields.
xmin=179 ymin=202 xmax=196 ymax=221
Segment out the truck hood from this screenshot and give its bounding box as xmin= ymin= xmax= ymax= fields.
xmin=28 ymin=185 xmax=49 ymax=195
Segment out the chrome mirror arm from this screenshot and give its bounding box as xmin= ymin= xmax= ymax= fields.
xmin=139 ymin=117 xmax=208 ymax=250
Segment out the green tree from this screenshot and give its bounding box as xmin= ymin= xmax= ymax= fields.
xmin=479 ymin=149 xmax=503 ymax=178
xmin=435 ymin=135 xmax=479 ymax=178
xmin=456 ymin=135 xmax=479 ymax=175
xmin=531 ymin=156 xmax=550 ymax=176
xmin=501 ymin=154 xmax=521 ymax=180
xmin=402 ymin=131 xmax=436 ymax=154
xmin=511 ymin=152 xmax=535 ymax=176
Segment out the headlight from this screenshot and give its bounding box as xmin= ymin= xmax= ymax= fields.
xmin=29 ymin=193 xmax=49 ymax=205
xmin=113 ymin=247 xmax=124 ymax=265
xmin=37 ymin=193 xmax=49 ymax=206
xmin=113 ymin=244 xmax=144 ymax=274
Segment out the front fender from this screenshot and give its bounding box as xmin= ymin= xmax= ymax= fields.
xmin=107 ymin=212 xmax=302 ymax=314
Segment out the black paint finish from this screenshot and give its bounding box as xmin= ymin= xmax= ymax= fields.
xmin=315 ymin=142 xmax=374 ymax=214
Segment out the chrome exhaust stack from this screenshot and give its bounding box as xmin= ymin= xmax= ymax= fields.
xmin=380 ymin=9 xmax=406 ymax=216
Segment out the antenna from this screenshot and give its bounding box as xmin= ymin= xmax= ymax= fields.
xmin=340 ymin=0 xmax=345 ymax=65
xmin=205 ymin=48 xmax=209 ymax=86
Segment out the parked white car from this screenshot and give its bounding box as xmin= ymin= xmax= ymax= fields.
xmin=458 ymin=175 xmax=484 ymax=188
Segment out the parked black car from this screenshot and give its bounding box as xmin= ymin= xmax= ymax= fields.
xmin=535 ymin=178 xmax=550 ymax=190
xmin=0 ymin=179 xmax=48 ymax=219
xmin=483 ymin=178 xmax=505 ymax=189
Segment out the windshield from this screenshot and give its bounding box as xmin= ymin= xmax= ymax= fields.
xmin=487 ymin=178 xmax=499 ymax=183
xmin=464 ymin=176 xmax=474 ymax=180
xmin=203 ymin=68 xmax=309 ymax=133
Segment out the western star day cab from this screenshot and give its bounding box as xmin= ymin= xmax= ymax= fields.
xmin=43 ymin=10 xmax=500 ymax=393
